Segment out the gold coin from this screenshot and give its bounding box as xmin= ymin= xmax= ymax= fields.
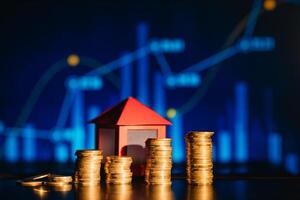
xmin=106 ymin=174 xmax=132 ymax=177
xmin=106 ymin=180 xmax=132 ymax=184
xmin=45 ymin=181 xmax=71 ymax=187
xmin=106 ymin=155 xmax=132 ymax=160
xmin=22 ymin=173 xmax=51 ymax=181
xmin=17 ymin=180 xmax=43 ymax=187
xmin=51 ymin=175 xmax=73 ymax=183
xmin=186 ymin=131 xmax=214 ymax=136
xmin=75 ymin=149 xmax=103 ymax=185
xmin=145 ymin=139 xmax=173 ymax=185
xmin=104 ymin=155 xmax=133 ymax=184
xmin=76 ymin=149 xmax=103 ymax=155
xmin=185 ymin=131 xmax=214 ymax=185
xmin=146 ymin=138 xmax=172 ymax=146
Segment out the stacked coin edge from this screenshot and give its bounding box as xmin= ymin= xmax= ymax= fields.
xmin=105 ymin=155 xmax=133 ymax=184
xmin=185 ymin=131 xmax=214 ymax=185
xmin=145 ymin=138 xmax=172 ymax=185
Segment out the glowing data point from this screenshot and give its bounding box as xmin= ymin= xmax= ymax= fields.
xmin=67 ymin=54 xmax=80 ymax=67
xmin=264 ymin=0 xmax=276 ymax=11
xmin=167 ymin=108 xmax=177 ymax=118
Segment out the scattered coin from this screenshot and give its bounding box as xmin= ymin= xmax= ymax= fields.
xmin=17 ymin=180 xmax=43 ymax=187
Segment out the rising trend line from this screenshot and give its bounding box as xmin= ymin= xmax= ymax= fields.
xmin=56 ymin=89 xmax=75 ymax=128
xmin=178 ymin=14 xmax=251 ymax=114
xmin=153 ymin=52 xmax=173 ymax=76
xmin=243 ymin=0 xmax=262 ymax=38
xmin=80 ymin=56 xmax=120 ymax=89
xmin=15 ymin=56 xmax=119 ymax=129
xmin=183 ymin=46 xmax=240 ymax=73
xmin=177 ymin=0 xmax=266 ymax=114
xmin=15 ymin=59 xmax=66 ymax=128
xmin=53 ymin=47 xmax=151 ymax=129
xmin=85 ymin=46 xmax=151 ymax=76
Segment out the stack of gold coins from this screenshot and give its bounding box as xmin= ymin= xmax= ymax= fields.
xmin=75 ymin=150 xmax=103 ymax=185
xmin=145 ymin=138 xmax=172 ymax=185
xmin=185 ymin=131 xmax=214 ymax=185
xmin=105 ymin=156 xmax=133 ymax=184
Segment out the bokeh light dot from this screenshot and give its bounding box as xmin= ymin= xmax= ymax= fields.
xmin=67 ymin=54 xmax=80 ymax=67
xmin=167 ymin=108 xmax=177 ymax=118
xmin=264 ymin=0 xmax=276 ymax=11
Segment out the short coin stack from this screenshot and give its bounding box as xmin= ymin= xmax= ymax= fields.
xmin=105 ymin=156 xmax=133 ymax=184
xmin=46 ymin=175 xmax=73 ymax=187
xmin=145 ymin=138 xmax=172 ymax=185
xmin=185 ymin=131 xmax=214 ymax=185
xmin=74 ymin=150 xmax=103 ymax=185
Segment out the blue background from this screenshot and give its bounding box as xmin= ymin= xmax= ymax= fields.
xmin=0 ymin=0 xmax=300 ymax=175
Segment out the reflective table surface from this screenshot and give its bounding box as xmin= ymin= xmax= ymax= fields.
xmin=1 ymin=177 xmax=300 ymax=200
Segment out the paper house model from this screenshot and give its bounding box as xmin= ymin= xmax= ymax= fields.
xmin=90 ymin=97 xmax=171 ymax=165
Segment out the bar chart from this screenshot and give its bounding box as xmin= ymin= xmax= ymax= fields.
xmin=0 ymin=20 xmax=298 ymax=176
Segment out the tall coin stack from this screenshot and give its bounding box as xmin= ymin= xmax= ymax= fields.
xmin=185 ymin=131 xmax=214 ymax=185
xmin=145 ymin=138 xmax=172 ymax=185
xmin=105 ymin=156 xmax=133 ymax=184
xmin=74 ymin=150 xmax=103 ymax=185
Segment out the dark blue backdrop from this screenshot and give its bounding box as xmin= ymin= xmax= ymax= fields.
xmin=0 ymin=0 xmax=300 ymax=175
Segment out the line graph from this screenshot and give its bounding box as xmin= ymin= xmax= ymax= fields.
xmin=1 ymin=0 xmax=299 ymax=175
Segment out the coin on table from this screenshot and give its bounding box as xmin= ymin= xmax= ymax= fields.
xmin=17 ymin=180 xmax=43 ymax=187
xmin=51 ymin=175 xmax=73 ymax=183
xmin=45 ymin=181 xmax=70 ymax=187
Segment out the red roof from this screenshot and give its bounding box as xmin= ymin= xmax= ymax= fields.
xmin=90 ymin=97 xmax=171 ymax=126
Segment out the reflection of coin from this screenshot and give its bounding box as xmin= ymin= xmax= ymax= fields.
xmin=77 ymin=181 xmax=101 ymax=186
xmin=187 ymin=185 xmax=214 ymax=200
xmin=33 ymin=186 xmax=50 ymax=196
xmin=76 ymin=184 xmax=102 ymax=200
xmin=51 ymin=184 xmax=73 ymax=192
